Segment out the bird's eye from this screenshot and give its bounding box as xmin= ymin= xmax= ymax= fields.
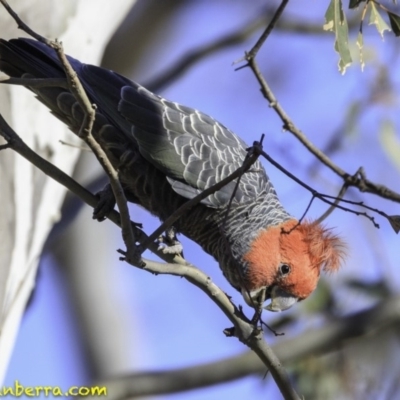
xmin=279 ymin=263 xmax=291 ymax=276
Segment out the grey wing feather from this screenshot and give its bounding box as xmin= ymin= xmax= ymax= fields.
xmin=118 ymin=85 xmax=268 ymax=208
xmin=0 ymin=38 xmax=269 ymax=209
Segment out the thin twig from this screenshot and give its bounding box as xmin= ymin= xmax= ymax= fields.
xmin=316 ymin=183 xmax=349 ymax=223
xmin=59 ymin=140 xmax=91 ymax=151
xmin=0 ymin=0 xmax=52 ymax=44
xmin=243 ymin=42 xmax=400 ymax=204
xmin=56 ymin=57 xmax=140 ymax=264
xmin=261 ymin=149 xmax=382 ymax=228
xmin=247 ymin=0 xmax=289 ymax=59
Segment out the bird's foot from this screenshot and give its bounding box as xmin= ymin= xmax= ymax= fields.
xmin=118 ymin=248 xmax=146 ymax=268
xmin=93 ymin=183 xmax=116 ymax=221
xmin=156 ymin=226 xmax=184 ymax=257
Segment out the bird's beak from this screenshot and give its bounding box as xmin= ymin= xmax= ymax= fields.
xmin=241 ymin=286 xmax=298 ymax=312
xmin=264 ymin=286 xmax=298 ymax=312
xmin=241 ymin=287 xmax=266 ymax=307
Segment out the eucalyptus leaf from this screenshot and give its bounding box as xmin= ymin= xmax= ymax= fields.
xmin=324 ymin=0 xmax=352 ymax=74
xmin=369 ymin=2 xmax=391 ymax=38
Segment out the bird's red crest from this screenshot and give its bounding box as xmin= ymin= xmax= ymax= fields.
xmin=296 ymin=220 xmax=346 ymax=273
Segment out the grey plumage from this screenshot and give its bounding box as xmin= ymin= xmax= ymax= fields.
xmin=0 ymin=38 xmax=292 ymax=290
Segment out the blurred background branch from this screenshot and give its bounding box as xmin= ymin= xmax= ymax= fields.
xmin=89 ymin=293 xmax=400 ymax=399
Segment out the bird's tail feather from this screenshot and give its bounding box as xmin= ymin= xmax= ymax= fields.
xmin=0 ymin=38 xmax=138 ymax=159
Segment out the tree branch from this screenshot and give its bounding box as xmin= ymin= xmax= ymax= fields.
xmin=247 ymin=0 xmax=289 ymax=59
xmin=121 ymin=256 xmax=300 ymax=400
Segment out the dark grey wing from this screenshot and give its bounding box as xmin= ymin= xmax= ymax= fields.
xmin=117 ymin=84 xmax=268 ymax=208
xmin=0 ymin=38 xmax=270 ymax=209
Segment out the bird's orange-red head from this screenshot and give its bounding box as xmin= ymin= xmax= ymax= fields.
xmin=242 ymin=219 xmax=345 ymax=311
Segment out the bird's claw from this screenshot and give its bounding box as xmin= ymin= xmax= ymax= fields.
xmin=157 ymin=243 xmax=184 ymax=255
xmin=93 ymin=183 xmax=116 ymax=221
xmin=156 ymin=226 xmax=184 ymax=257
xmin=118 ymin=248 xmax=146 ymax=267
